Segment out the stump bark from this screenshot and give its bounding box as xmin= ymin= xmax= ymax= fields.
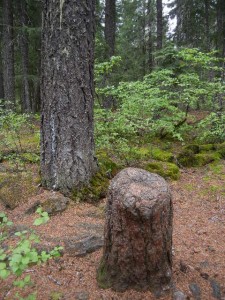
xmin=97 ymin=168 xmax=173 ymax=296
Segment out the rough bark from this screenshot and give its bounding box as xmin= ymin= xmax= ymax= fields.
xmin=18 ymin=0 xmax=31 ymax=112
xmin=2 ymin=0 xmax=15 ymax=108
xmin=41 ymin=0 xmax=98 ymax=194
xmin=156 ymin=0 xmax=163 ymax=50
xmin=105 ymin=0 xmax=116 ymax=58
xmin=98 ymin=168 xmax=173 ymax=296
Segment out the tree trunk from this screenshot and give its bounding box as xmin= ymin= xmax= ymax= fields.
xmin=18 ymin=0 xmax=31 ymax=113
xmin=204 ymin=0 xmax=210 ymax=51
xmin=98 ymin=168 xmax=173 ymax=296
xmin=105 ymin=0 xmax=116 ymax=58
xmin=156 ymin=0 xmax=163 ymax=50
xmin=146 ymin=0 xmax=154 ymax=72
xmin=41 ymin=0 xmax=98 ymax=194
xmin=2 ymin=0 xmax=15 ymax=108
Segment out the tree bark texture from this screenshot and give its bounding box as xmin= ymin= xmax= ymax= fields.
xmin=41 ymin=0 xmax=98 ymax=194
xmin=18 ymin=0 xmax=31 ymax=112
xmin=105 ymin=0 xmax=116 ymax=57
xmin=156 ymin=0 xmax=163 ymax=50
xmin=2 ymin=0 xmax=15 ymax=107
xmin=98 ymin=168 xmax=173 ymax=296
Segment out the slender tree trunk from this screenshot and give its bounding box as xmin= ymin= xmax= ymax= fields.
xmin=217 ymin=0 xmax=225 ymax=58
xmin=105 ymin=0 xmax=116 ymax=58
xmin=146 ymin=0 xmax=154 ymax=72
xmin=204 ymin=0 xmax=210 ymax=51
xmin=156 ymin=0 xmax=163 ymax=50
xmin=18 ymin=0 xmax=31 ymax=113
xmin=2 ymin=0 xmax=15 ymax=108
xmin=41 ymin=0 xmax=98 ymax=194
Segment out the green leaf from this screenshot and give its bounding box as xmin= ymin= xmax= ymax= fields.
xmin=0 ymin=269 xmax=10 ymax=279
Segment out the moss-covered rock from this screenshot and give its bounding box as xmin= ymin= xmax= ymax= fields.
xmin=178 ymin=149 xmax=221 ymax=167
xmin=143 ymin=161 xmax=180 ymax=180
xmin=151 ymin=148 xmax=174 ymax=162
xmin=215 ymin=142 xmax=225 ymax=159
xmin=194 ymin=153 xmax=221 ymax=166
xmin=0 ymin=172 xmax=39 ymax=209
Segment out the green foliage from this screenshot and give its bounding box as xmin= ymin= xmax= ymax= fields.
xmin=198 ymin=113 xmax=225 ymax=143
xmin=94 ymin=48 xmax=225 ymax=159
xmin=33 ymin=208 xmax=50 ymax=226
xmin=0 ymin=212 xmax=63 ymax=299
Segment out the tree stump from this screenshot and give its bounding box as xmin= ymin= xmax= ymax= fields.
xmin=97 ymin=168 xmax=173 ymax=296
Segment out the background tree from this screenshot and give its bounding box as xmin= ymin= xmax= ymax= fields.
xmin=105 ymin=0 xmax=116 ymax=58
xmin=17 ymin=0 xmax=31 ymax=112
xmin=2 ymin=0 xmax=15 ymax=108
xmin=41 ymin=0 xmax=98 ymax=194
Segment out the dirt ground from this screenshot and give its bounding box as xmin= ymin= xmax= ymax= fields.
xmin=0 ymin=161 xmax=225 ymax=300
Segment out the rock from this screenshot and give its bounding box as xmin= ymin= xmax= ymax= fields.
xmin=97 ymin=168 xmax=173 ymax=295
xmin=76 ymin=222 xmax=104 ymax=234
xmin=75 ymin=292 xmax=89 ymax=300
xmin=180 ymin=260 xmax=188 ymax=273
xmin=189 ymin=283 xmax=201 ymax=300
xmin=41 ymin=195 xmax=70 ymax=215
xmin=200 ymin=272 xmax=209 ymax=280
xmin=173 ymin=290 xmax=187 ymax=300
xmin=64 ymin=235 xmax=103 ymax=257
xmin=25 ymin=200 xmax=41 ymax=214
xmin=210 ymin=279 xmax=221 ymax=299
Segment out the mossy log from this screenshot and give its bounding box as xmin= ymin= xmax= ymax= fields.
xmin=97 ymin=168 xmax=173 ymax=296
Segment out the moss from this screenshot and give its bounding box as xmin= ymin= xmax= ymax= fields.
xmin=178 ymin=148 xmax=221 ymax=167
xmin=177 ymin=149 xmax=196 ymax=167
xmin=144 ymin=161 xmax=180 ymax=180
xmin=194 ymin=153 xmax=221 ymax=166
xmin=184 ymin=144 xmax=200 ymax=154
xmin=21 ymin=152 xmax=40 ymax=164
xmin=199 ymin=144 xmax=216 ymax=152
xmin=49 ymin=291 xmax=64 ymax=300
xmin=151 ymin=148 xmax=174 ymax=162
xmin=96 ymin=150 xmax=121 ymax=178
xmin=215 ymin=142 xmax=225 ymax=158
xmin=72 ymin=172 xmax=109 ymax=203
xmin=72 ymin=151 xmax=121 ymax=203
xmin=97 ymin=259 xmax=111 ymax=289
xmin=0 ymin=172 xmax=39 ymax=209
xmin=133 ymin=147 xmax=151 ymax=159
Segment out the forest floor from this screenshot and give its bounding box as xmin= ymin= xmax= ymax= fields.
xmin=0 ymin=160 xmax=225 ymax=300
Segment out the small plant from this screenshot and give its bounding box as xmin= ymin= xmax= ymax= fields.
xmin=33 ymin=207 xmax=50 ymax=226
xmin=0 ymin=212 xmax=63 ymax=299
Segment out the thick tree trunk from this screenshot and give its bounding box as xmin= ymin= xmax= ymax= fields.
xmin=98 ymin=168 xmax=173 ymax=296
xmin=156 ymin=0 xmax=163 ymax=50
xmin=2 ymin=0 xmax=15 ymax=108
xmin=105 ymin=0 xmax=116 ymax=58
xmin=41 ymin=0 xmax=98 ymax=194
xmin=18 ymin=0 xmax=31 ymax=113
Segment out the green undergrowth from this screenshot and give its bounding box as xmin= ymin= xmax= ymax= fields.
xmin=177 ymin=142 xmax=225 ymax=167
